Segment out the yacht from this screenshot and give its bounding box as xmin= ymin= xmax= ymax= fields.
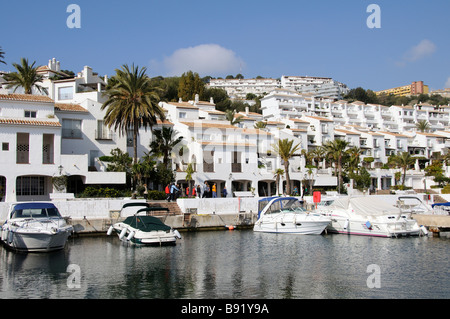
xmin=1 ymin=202 xmax=73 ymax=252
xmin=107 ymin=202 xmax=181 ymax=245
xmin=254 ymin=197 xmax=331 ymax=234
xmin=317 ymin=196 xmax=423 ymax=237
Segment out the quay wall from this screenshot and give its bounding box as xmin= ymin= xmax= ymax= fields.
xmin=0 ymin=195 xmax=448 ymax=235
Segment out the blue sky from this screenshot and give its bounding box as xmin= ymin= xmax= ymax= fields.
xmin=1 ymin=0 xmax=449 ymax=91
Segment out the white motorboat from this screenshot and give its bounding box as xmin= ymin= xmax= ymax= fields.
xmin=107 ymin=203 xmax=181 ymax=245
xmin=254 ymin=197 xmax=331 ymax=234
xmin=317 ymin=196 xmax=423 ymax=237
xmin=1 ymin=202 xmax=73 ymax=252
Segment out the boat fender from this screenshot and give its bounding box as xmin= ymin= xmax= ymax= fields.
xmin=174 ymin=230 xmax=182 ymax=239
xmin=7 ymin=230 xmax=13 ymax=244
xmin=126 ymin=231 xmax=135 ymax=241
xmin=420 ymin=225 xmax=428 ymax=236
xmin=344 ymin=219 xmax=349 ymax=230
xmin=119 ymin=228 xmax=127 ymax=240
xmin=107 ymin=226 xmax=114 ymax=236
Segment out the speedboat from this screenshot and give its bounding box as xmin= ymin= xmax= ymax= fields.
xmin=0 ymin=202 xmax=73 ymax=252
xmin=107 ymin=203 xmax=181 ymax=245
xmin=317 ymin=196 xmax=423 ymax=237
xmin=253 ymin=197 xmax=331 ymax=234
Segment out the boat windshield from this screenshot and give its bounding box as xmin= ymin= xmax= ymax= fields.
xmin=266 ymin=198 xmax=305 ymax=214
xmin=11 ymin=207 xmax=61 ymax=219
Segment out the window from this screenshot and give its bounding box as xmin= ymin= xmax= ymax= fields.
xmin=58 ymin=86 xmax=74 ymax=100
xmin=42 ymin=134 xmax=54 ymax=164
xmin=16 ymin=133 xmax=29 ymax=164
xmin=16 ymin=176 xmax=45 ymax=196
xmin=62 ymin=119 xmax=82 ymax=138
xmin=179 ymin=112 xmax=186 ymax=119
xmin=24 ymin=110 xmax=37 ymax=118
xmin=2 ymin=143 xmax=8 ymax=151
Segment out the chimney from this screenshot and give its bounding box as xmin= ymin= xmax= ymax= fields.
xmin=195 ymin=94 xmax=199 ymax=104
xmin=179 ymin=97 xmax=182 ymax=103
xmin=210 ymin=97 xmax=214 ymax=104
xmin=245 ymin=106 xmax=249 ymax=115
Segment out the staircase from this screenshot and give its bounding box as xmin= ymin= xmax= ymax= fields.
xmin=432 ymin=195 xmax=447 ymax=204
xmin=147 ymin=200 xmax=183 ymax=215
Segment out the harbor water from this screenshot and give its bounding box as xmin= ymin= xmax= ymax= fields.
xmin=0 ymin=230 xmax=448 ymax=299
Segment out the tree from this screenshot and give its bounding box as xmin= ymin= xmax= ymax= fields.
xmin=390 ymin=152 xmax=415 ymax=186
xmin=185 ymin=163 xmax=195 ymax=197
xmin=4 ymin=58 xmax=47 ymax=94
xmin=416 ymin=120 xmax=431 ymax=133
xmin=0 ymin=46 xmax=5 ymax=65
xmin=178 ymin=71 xmax=204 ymax=101
xmin=149 ymin=126 xmax=183 ymax=168
xmin=272 ymin=138 xmax=301 ymax=195
xmin=225 ymin=109 xmax=244 ymax=126
xmin=324 ymin=139 xmax=350 ymax=193
xmin=102 ymin=64 xmax=165 ymax=164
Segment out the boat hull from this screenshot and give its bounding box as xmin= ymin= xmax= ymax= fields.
xmin=326 ymin=217 xmax=421 ymax=238
xmin=111 ymin=223 xmax=180 ymax=246
xmin=1 ymin=228 xmax=72 ymax=252
xmin=253 ymin=213 xmax=330 ymax=235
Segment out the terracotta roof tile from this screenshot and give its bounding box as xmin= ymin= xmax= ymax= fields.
xmin=0 ymin=93 xmax=53 ymax=103
xmin=0 ymin=118 xmax=61 ymax=127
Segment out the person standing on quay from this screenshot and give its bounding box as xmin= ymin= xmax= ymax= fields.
xmin=222 ymin=186 xmax=228 ymax=198
xmin=212 ymin=183 xmax=217 ymax=198
xmin=165 ymin=184 xmax=170 ymax=201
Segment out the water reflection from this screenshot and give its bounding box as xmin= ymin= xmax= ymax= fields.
xmin=0 ymin=231 xmax=448 ymax=299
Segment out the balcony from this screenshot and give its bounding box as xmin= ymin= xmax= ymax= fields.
xmin=203 ymin=162 xmax=214 ymax=173
xmin=95 ymin=130 xmax=115 ymax=141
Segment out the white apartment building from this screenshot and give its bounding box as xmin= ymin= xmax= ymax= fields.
xmin=207 ymin=78 xmax=280 ymax=100
xmin=207 ymin=75 xmax=350 ymax=100
xmin=280 ymin=75 xmax=350 ymax=99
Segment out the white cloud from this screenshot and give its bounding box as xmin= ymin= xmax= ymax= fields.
xmin=397 ymin=39 xmax=436 ymax=66
xmin=445 ymin=77 xmax=450 ymax=89
xmin=155 ymin=44 xmax=245 ymax=77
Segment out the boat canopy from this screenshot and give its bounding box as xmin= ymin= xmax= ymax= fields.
xmin=123 ymin=215 xmax=171 ymax=232
xmin=10 ymin=202 xmax=61 ymax=219
xmin=328 ymin=197 xmax=400 ymax=217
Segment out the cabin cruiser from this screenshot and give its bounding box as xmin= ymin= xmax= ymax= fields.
xmin=254 ymin=197 xmax=331 ymax=234
xmin=1 ymin=202 xmax=73 ymax=252
xmin=317 ymin=196 xmax=423 ymax=237
xmin=107 ymin=202 xmax=181 ymax=245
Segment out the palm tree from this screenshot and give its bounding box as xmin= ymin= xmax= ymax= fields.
xmin=273 ymin=168 xmax=285 ymax=195
xmin=346 ymin=146 xmax=362 ymax=175
xmin=416 ymin=120 xmax=431 ymax=133
xmin=149 ymin=126 xmax=183 ymax=168
xmin=312 ymin=146 xmax=326 ymax=168
xmin=272 ymin=138 xmax=301 ymax=195
xmin=253 ymin=121 xmax=267 ymax=129
xmin=324 ymin=139 xmax=350 ymax=193
xmin=102 ymin=64 xmax=165 ymax=164
xmin=225 ymin=109 xmax=244 ymax=126
xmin=4 ymin=58 xmax=47 ymax=94
xmin=0 ymin=46 xmax=5 ymax=65
xmin=390 ymin=152 xmax=415 ymax=186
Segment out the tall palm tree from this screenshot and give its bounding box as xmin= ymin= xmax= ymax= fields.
xmin=149 ymin=126 xmax=183 ymax=168
xmin=102 ymin=64 xmax=165 ymax=164
xmin=312 ymin=146 xmax=326 ymax=168
xmin=416 ymin=120 xmax=431 ymax=133
xmin=4 ymin=58 xmax=47 ymax=94
xmin=0 ymin=46 xmax=5 ymax=65
xmin=391 ymin=151 xmax=415 ymax=186
xmin=272 ymin=138 xmax=301 ymax=195
xmin=324 ymin=139 xmax=350 ymax=193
